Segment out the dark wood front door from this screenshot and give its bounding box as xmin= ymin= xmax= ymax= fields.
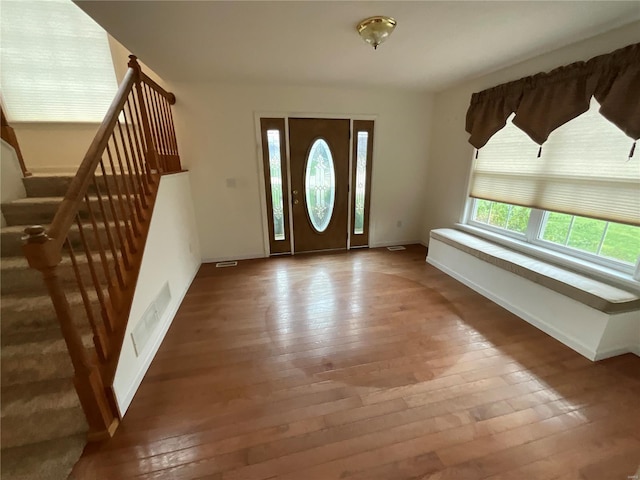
xmin=288 ymin=118 xmax=350 ymax=253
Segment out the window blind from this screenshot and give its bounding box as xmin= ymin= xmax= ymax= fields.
xmin=469 ymin=98 xmax=640 ymax=226
xmin=0 ymin=0 xmax=117 ymax=122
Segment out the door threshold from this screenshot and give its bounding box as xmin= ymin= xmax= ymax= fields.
xmin=293 ymin=247 xmax=347 ymax=255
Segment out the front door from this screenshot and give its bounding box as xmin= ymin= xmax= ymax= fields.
xmin=288 ymin=118 xmax=350 ymax=253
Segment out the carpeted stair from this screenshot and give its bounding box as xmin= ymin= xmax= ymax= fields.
xmin=1 ymin=174 xmax=91 ymax=480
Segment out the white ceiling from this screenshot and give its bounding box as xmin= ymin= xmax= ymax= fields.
xmin=77 ymin=1 xmax=640 ymax=92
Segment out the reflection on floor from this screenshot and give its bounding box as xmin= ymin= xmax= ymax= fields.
xmin=72 ymin=245 xmax=640 ymax=480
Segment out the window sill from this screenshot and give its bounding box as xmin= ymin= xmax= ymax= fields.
xmin=456 ymin=223 xmax=640 ymax=294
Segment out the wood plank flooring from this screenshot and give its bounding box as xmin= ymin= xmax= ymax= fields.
xmin=72 ymin=245 xmax=640 ymax=479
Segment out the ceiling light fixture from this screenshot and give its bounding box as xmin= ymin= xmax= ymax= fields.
xmin=356 ymin=16 xmax=397 ymax=50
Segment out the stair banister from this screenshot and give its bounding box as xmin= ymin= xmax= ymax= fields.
xmin=47 ymin=68 xmax=137 ymax=247
xmin=21 ymin=55 xmax=182 ymax=440
xmin=1 ymin=105 xmax=30 ymax=177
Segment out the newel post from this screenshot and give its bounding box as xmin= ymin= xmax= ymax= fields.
xmin=22 ymin=226 xmax=119 ymax=440
xmin=128 ymin=55 xmax=161 ymax=176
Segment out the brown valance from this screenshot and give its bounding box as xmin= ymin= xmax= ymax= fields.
xmin=466 ymin=43 xmax=640 ymax=149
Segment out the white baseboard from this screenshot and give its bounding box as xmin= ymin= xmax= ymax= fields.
xmin=427 ymin=256 xmax=598 ymax=361
xmin=116 ymin=264 xmax=200 ymax=415
xmin=202 ymin=252 xmax=266 ymax=263
xmin=593 ymin=345 xmax=638 ymax=361
xmin=370 ymin=239 xmax=422 ymax=249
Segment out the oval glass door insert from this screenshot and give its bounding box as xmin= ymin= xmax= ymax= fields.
xmin=305 ymin=139 xmax=336 ymax=232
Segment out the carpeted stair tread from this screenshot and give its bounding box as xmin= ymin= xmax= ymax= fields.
xmin=1 ymin=329 xmax=95 ymax=386
xmin=1 ymin=326 xmax=94 ymax=357
xmin=1 ymin=194 xmax=135 ymax=226
xmin=1 ymin=251 xmax=113 ymax=270
xmin=23 ymin=174 xmax=74 ymax=198
xmin=1 ymin=219 xmax=127 ymax=257
xmin=1 ymin=291 xmax=70 ymax=322
xmin=1 ymin=434 xmax=86 ymax=480
xmin=1 ymin=377 xmax=80 ymax=417
xmin=1 ymin=290 xmax=99 ymax=336
xmin=1 ymin=378 xmax=86 ymax=448
xmin=1 ymin=174 xmax=94 ymax=479
xmin=1 ymin=326 xmax=68 ymax=348
xmin=1 ymin=252 xmax=114 ymax=296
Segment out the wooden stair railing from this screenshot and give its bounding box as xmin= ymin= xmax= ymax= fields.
xmin=21 ymin=56 xmax=182 ymax=441
xmin=1 ymin=104 xmax=30 ymax=177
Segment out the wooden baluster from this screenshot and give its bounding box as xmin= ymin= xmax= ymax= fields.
xmin=124 ymin=97 xmax=150 ymax=199
xmin=65 ymin=237 xmax=109 ymax=361
xmin=23 ymin=226 xmax=118 ymax=440
xmin=105 ymin=143 xmax=138 ymax=253
xmin=153 ymin=88 xmax=172 ymax=166
xmin=158 ymin=95 xmax=181 ymax=172
xmin=128 ymin=55 xmax=161 ymax=174
xmin=153 ymin=89 xmax=172 ymax=157
xmin=115 ymin=119 xmax=145 ymax=223
xmin=91 ymin=175 xmax=126 ymax=291
xmin=143 ymin=84 xmax=166 ymax=171
xmin=84 ymin=187 xmax=114 ymax=290
xmin=77 ymin=205 xmax=115 ymax=334
xmin=110 ymin=132 xmax=141 ymax=238
xmin=130 ymin=91 xmax=155 ymax=186
xmin=99 ymin=156 xmax=132 ymax=270
xmin=161 ymin=96 xmax=179 ymax=155
xmin=120 ymin=102 xmax=148 ymax=208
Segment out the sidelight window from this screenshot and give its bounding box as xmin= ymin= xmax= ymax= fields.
xmin=266 ymin=130 xmax=286 ymax=241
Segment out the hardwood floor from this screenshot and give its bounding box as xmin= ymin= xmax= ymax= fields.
xmin=72 ymin=245 xmax=640 ymax=479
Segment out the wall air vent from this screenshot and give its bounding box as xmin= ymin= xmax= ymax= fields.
xmin=216 ymin=261 xmax=238 ymax=268
xmin=131 ymin=282 xmax=171 ymax=357
xmin=155 ymin=282 xmax=171 ymax=318
xmin=387 ymin=246 xmax=406 ymax=251
xmin=131 ymin=303 xmax=158 ymax=357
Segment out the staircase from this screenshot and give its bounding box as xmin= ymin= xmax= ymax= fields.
xmin=0 ymin=56 xmax=181 ymax=479
xmin=1 ymin=175 xmax=88 ymax=480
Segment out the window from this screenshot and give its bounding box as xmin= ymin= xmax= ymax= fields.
xmin=471 ymin=200 xmax=531 ymax=237
xmin=266 ymin=130 xmax=286 ymax=241
xmin=259 ymin=118 xmax=290 ymax=255
xmin=540 ymin=212 xmax=640 ymax=266
xmin=466 ymin=98 xmax=640 ymax=276
xmin=469 ymin=199 xmax=640 ymax=272
xmin=350 ymin=120 xmax=374 ymax=248
xmin=469 ymin=99 xmax=638 ymax=227
xmin=463 ymin=44 xmax=639 ymax=280
xmin=353 ymin=131 xmax=369 ymax=235
xmin=0 ymin=0 xmax=117 ymax=122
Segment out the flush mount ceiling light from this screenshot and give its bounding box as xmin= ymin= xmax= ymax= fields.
xmin=356 ymin=16 xmax=397 ymax=50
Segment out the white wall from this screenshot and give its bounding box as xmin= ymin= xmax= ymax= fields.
xmin=424 ymin=22 xmax=640 ymax=240
xmin=113 ymin=171 xmax=201 ymax=415
xmin=12 ymin=123 xmax=99 ymax=174
xmin=0 ymin=140 xmax=27 ymax=226
xmin=169 ymin=82 xmax=433 ymax=261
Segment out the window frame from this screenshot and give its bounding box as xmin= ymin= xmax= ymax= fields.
xmin=464 ymin=197 xmax=640 ymax=280
xmin=466 ymin=200 xmax=529 ymax=242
